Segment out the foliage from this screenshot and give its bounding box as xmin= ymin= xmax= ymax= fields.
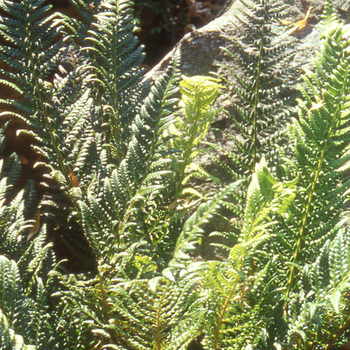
xmin=0 ymin=157 xmax=65 ymax=349
xmin=167 ymin=75 xmax=223 ymax=210
xmin=213 ymin=0 xmax=298 ymax=185
xmin=0 ymin=0 xmax=350 ymax=349
xmin=193 ymin=1 xmax=350 ymax=348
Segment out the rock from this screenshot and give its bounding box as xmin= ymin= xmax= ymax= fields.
xmin=144 ymin=5 xmax=234 ymax=81
xmin=335 ymin=0 xmax=350 ymax=21
xmin=145 ymin=0 xmax=349 ymax=82
xmin=143 ymin=10 xmax=234 ymax=84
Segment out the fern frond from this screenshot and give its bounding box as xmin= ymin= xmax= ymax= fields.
xmin=170 ymin=180 xmax=241 ymax=269
xmin=0 ymin=307 xmax=35 ymax=350
xmin=284 ymin=227 xmax=350 ymax=349
xmin=283 ymin=15 xmax=350 ymax=298
xmin=216 ymin=0 xmax=298 ymax=183
xmin=0 ymin=0 xmax=99 ymax=267
xmin=166 ymin=75 xmax=223 ymax=217
xmin=101 ymin=277 xmax=204 ymax=349
xmin=200 ymin=157 xmax=296 ymax=349
xmin=80 ymin=0 xmax=146 ymax=158
xmin=78 ymin=52 xmax=182 ymax=270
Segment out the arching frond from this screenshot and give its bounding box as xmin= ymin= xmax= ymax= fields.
xmin=214 ymin=0 xmax=298 ymax=186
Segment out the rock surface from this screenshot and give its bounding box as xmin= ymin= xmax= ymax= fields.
xmin=145 ymin=0 xmax=349 ymax=86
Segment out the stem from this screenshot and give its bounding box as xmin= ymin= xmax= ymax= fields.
xmin=250 ymin=0 xmax=267 ymax=172
xmin=285 ymin=152 xmax=323 ymax=296
xmin=34 ymin=81 xmax=71 ymax=183
xmin=155 ymin=288 xmax=165 ymax=350
xmin=213 ymin=277 xmax=239 ymax=350
xmin=251 ymin=35 xmax=263 ymax=170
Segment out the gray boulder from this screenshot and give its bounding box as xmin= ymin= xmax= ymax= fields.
xmin=145 ymin=0 xmax=349 ymax=84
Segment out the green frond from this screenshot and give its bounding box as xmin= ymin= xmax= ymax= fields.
xmin=166 ymin=74 xmax=223 ymax=216
xmin=0 ymin=307 xmax=35 ymax=350
xmin=283 ymin=16 xmax=350 ymax=297
xmin=170 ymin=180 xmax=242 ymax=269
xmin=320 ymin=0 xmax=338 ymax=27
xmin=0 ymin=0 xmax=97 ymax=267
xmin=104 ymin=277 xmax=204 ymax=349
xmin=284 ymin=228 xmax=350 ymax=349
xmin=0 ymin=244 xmax=60 ymax=348
xmin=199 ymin=158 xmax=297 ymax=349
xmin=78 ymin=52 xmax=182 ymax=270
xmin=80 ymin=0 xmax=146 ymax=155
xmin=57 ymin=266 xmax=204 ymax=349
xmin=179 ymin=75 xmax=223 ymax=115
xmin=216 ymin=0 xmax=298 ymax=183
xmin=202 ymin=255 xmax=283 ymax=350
xmin=0 ymin=0 xmax=62 ymax=110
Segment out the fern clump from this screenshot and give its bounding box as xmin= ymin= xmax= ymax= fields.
xmin=1 ymin=0 xmax=221 ymax=347
xmin=1 ymin=0 xmax=350 ymax=349
xmin=171 ymin=2 xmax=350 ymax=349
xmin=279 ymin=9 xmax=350 ymax=349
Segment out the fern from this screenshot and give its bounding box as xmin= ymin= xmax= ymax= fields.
xmin=81 ymin=0 xmax=146 ymax=159
xmin=0 ymin=0 xmax=64 ymax=165
xmin=170 ymin=179 xmax=242 ymax=270
xmin=282 ymin=227 xmax=350 ymax=349
xmin=185 ymin=3 xmax=350 ymax=349
xmin=1 ymin=0 xmax=350 ymax=349
xmin=78 ymin=51 xmax=181 ymax=270
xmin=58 ymin=0 xmax=146 ymax=162
xmin=0 ymin=0 xmax=101 ymax=268
xmin=214 ymin=0 xmax=298 ymax=186
xmin=272 ymin=9 xmax=350 ymax=348
xmin=0 ymin=173 xmax=66 ymax=349
xmin=0 ymin=257 xmax=34 ymax=350
xmin=53 ymin=29 xmax=219 ymax=349
xmin=59 ymin=276 xmax=205 ymax=350
xmin=282 ymin=11 xmax=350 ymax=299
xmin=198 ymin=159 xmax=296 ymax=349
xmin=166 ymin=75 xmax=223 ymax=221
